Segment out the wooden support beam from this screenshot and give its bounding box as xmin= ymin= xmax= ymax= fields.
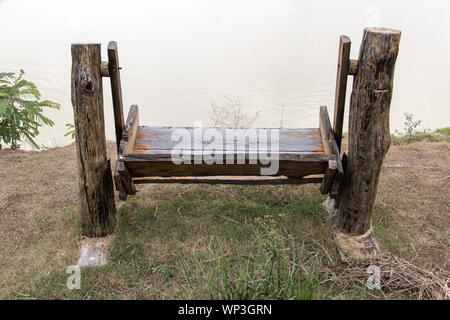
xmin=123 ymin=156 xmax=329 ymax=178
xmin=107 ymin=41 xmax=125 ymax=154
xmin=113 ymin=104 xmax=139 ymax=199
xmin=100 ymin=61 xmax=110 ymax=77
xmin=349 ymin=59 xmax=358 ymax=75
xmin=337 ymin=27 xmax=401 ymax=235
xmin=330 ymin=150 xmax=347 ymax=204
xmin=320 ymin=159 xmax=337 ymax=194
xmin=114 ymin=160 xmax=136 ymax=200
xmin=333 ymin=35 xmax=351 ymax=150
xmin=71 ymin=43 xmax=116 ymax=237
xmin=319 ymin=106 xmax=344 ymax=194
xmin=120 ymin=104 xmax=139 ymax=154
xmin=132 ymin=175 xmax=323 ymax=185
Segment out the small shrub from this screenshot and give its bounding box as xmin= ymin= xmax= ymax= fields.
xmin=391 ymin=113 xmax=449 ymax=145
xmin=210 ymin=96 xmax=259 ymax=128
xmin=0 ymin=70 xmax=60 ymax=149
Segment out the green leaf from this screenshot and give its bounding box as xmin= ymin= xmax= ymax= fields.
xmin=38 ymin=100 xmax=60 ymax=109
xmin=0 ymin=100 xmax=9 ymax=117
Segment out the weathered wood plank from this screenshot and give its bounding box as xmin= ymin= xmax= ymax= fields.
xmin=121 ymin=151 xmax=332 ymax=162
xmin=107 ymin=41 xmax=125 ymax=153
xmin=338 ymin=27 xmax=401 ymax=235
xmin=123 ymin=159 xmax=327 ymax=178
xmin=330 ymin=150 xmax=348 ymax=201
xmin=118 ymin=160 xmax=136 ymax=195
xmin=333 ymin=35 xmax=351 ymax=150
xmin=121 ymin=121 xmax=330 ymax=178
xmin=319 ymin=106 xmax=344 ymax=194
xmin=319 ymin=106 xmax=333 ymax=155
xmin=132 ymin=126 xmax=324 ymax=154
xmin=119 ymin=105 xmax=139 ymax=154
xmin=100 ymin=61 xmax=110 ymax=77
xmin=349 ymin=59 xmax=358 ymax=75
xmin=133 ymin=175 xmax=323 ymax=185
xmin=113 ymin=160 xmax=127 ymax=200
xmin=71 ymin=43 xmax=116 ymax=237
xmin=320 ymin=159 xmax=337 ymax=194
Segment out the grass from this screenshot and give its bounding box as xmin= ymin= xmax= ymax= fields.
xmin=391 ymin=127 xmax=450 ymax=145
xmin=435 ymin=127 xmax=450 ymax=136
xmin=4 ymin=185 xmax=331 ymax=299
xmin=0 ymin=134 xmax=449 ymax=300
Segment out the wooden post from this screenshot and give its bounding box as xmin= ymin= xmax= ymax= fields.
xmin=333 ymin=35 xmax=351 ymax=150
xmin=71 ymin=43 xmax=117 ymax=237
xmin=337 ymin=27 xmax=401 ymax=235
xmin=107 ymin=41 xmax=125 ymax=153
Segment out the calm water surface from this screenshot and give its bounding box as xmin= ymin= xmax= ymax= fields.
xmin=1 ymin=0 xmax=449 ymax=148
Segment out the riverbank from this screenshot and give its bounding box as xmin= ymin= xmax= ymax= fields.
xmin=0 ymin=138 xmax=448 ymax=299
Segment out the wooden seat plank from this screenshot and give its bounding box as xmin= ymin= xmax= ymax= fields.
xmin=115 ymin=105 xmax=341 ymax=194
xmin=132 ymin=126 xmax=324 ymax=155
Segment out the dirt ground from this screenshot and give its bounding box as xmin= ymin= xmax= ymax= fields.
xmin=0 ymin=140 xmax=448 ymax=299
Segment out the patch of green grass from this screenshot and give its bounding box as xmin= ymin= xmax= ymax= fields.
xmin=9 ymin=181 xmax=432 ymax=300
xmin=10 ymin=185 xmax=345 ymax=299
xmin=391 ymin=112 xmax=449 ymax=145
xmin=392 ymin=126 xmax=450 ymax=145
xmin=435 ymin=127 xmax=450 ymax=136
xmin=179 ymin=214 xmax=325 ymax=300
xmin=391 ymin=130 xmax=448 ymax=145
xmin=372 ymin=205 xmax=412 ymax=257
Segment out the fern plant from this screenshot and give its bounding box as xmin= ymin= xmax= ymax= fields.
xmin=0 ymin=70 xmax=60 ymax=149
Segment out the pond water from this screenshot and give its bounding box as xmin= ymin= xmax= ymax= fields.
xmin=1 ymin=0 xmax=449 ymax=148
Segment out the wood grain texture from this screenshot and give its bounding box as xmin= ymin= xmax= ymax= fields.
xmin=107 ymin=41 xmax=125 ymax=153
xmin=119 ymin=105 xmax=139 ymax=154
xmin=319 ymin=107 xmax=333 ymax=155
xmin=113 ymin=161 xmax=127 ymax=200
xmin=349 ymin=59 xmax=359 ymax=75
xmin=320 ymin=159 xmax=337 ymax=194
xmin=331 ymin=150 xmax=348 ymax=201
xmin=71 ymin=42 xmax=116 ymax=237
xmin=337 ymin=27 xmax=401 ymax=235
xmin=333 ymin=35 xmax=351 ymax=150
xmin=132 ymin=175 xmax=323 ymax=185
xmin=132 ymin=126 xmax=324 ymax=154
xmin=100 ymin=61 xmax=110 ymax=77
xmin=118 ymin=121 xmax=330 ymax=178
xmin=319 ymin=106 xmax=344 ymax=194
xmin=116 ymin=160 xmax=136 ymax=200
xmin=123 ymin=158 xmax=328 ymax=178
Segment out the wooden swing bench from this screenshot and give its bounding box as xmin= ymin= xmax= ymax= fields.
xmin=114 ymin=104 xmax=343 ymax=200
xmin=71 ymin=27 xmax=401 ymax=242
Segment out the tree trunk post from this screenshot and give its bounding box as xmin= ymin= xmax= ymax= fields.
xmin=337 ymin=27 xmax=401 ymax=235
xmin=71 ymin=43 xmax=117 ymax=237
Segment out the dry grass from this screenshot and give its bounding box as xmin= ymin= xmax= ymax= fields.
xmin=378 ymin=142 xmax=450 ymax=266
xmin=0 ymin=142 xmax=117 ymax=298
xmin=0 ymin=140 xmax=448 ymax=299
xmin=317 ymin=252 xmax=449 ymax=300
